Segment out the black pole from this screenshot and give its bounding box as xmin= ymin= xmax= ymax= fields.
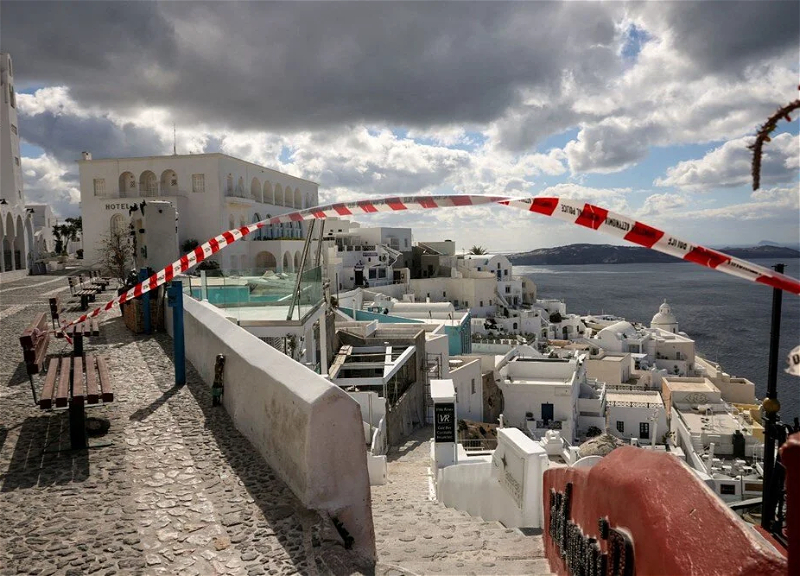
xmin=760 ymin=263 xmax=784 ymax=530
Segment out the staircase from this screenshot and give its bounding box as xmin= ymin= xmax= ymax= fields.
xmin=371 ymin=426 xmax=553 ymax=575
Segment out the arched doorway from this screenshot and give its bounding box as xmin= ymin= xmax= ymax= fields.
xmin=282 ymin=250 xmax=292 ymax=272
xmin=252 ymin=213 xmax=262 ymax=239
xmin=275 ymin=184 xmax=284 ymax=206
xmin=139 ymin=171 xmax=158 ymax=197
xmin=119 ymin=172 xmax=136 ymax=197
xmin=236 ymin=177 xmax=245 ymax=197
xmin=1 ymin=214 xmax=8 ymax=272
xmin=255 ymin=251 xmax=277 ymax=271
xmin=251 ymin=178 xmax=261 ymax=201
xmin=263 ymin=181 xmax=273 ymax=204
xmin=24 ymin=218 xmax=35 ymax=265
xmin=160 ymin=169 xmax=178 ymax=195
xmin=14 ymin=215 xmax=24 ymax=269
xmin=294 ymin=251 xmax=301 ymax=272
xmin=294 ymin=188 xmax=302 ymax=209
xmin=110 ymin=214 xmax=126 ymax=238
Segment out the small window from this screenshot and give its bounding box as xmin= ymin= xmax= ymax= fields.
xmin=10 ymin=124 xmax=17 ymax=135
xmin=639 ymin=422 xmax=650 ymax=439
xmin=9 ymin=85 xmax=15 ymax=108
xmin=443 ymin=291 xmax=447 ymax=298
xmin=616 ymin=421 xmax=624 ymax=433
xmin=479 ymin=300 xmax=484 ymax=307
xmin=14 ymin=157 xmax=20 ymax=166
xmin=404 ymin=238 xmax=409 ymax=248
xmin=505 ymin=286 xmax=511 ymax=293
xmin=471 ymin=379 xmax=476 ymax=394
xmin=504 ymin=269 xmax=508 ymax=276
xmin=719 ymin=484 xmax=736 ymax=495
xmin=93 ymin=178 xmax=106 ymax=196
xmin=192 ymin=174 xmax=205 ymax=193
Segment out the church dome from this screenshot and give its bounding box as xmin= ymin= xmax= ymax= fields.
xmin=651 ymin=300 xmax=678 ymax=329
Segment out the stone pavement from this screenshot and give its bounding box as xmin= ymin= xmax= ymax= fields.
xmin=0 ymin=270 xmax=359 ymax=576
xmin=372 ymin=427 xmax=552 ymax=576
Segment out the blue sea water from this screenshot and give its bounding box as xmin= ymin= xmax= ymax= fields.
xmin=517 ymin=258 xmax=800 ymax=420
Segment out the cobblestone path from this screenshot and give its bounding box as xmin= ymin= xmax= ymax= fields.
xmin=372 ymin=427 xmax=552 ymax=576
xmin=0 ymin=270 xmax=359 ymax=576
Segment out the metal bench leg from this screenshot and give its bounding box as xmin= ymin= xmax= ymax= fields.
xmin=81 ymin=295 xmax=89 ymax=310
xmin=29 ymin=374 xmax=38 ymax=406
xmin=68 ymin=401 xmax=87 ymax=450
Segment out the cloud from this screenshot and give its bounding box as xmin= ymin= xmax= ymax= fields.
xmin=21 ymin=154 xmax=81 ymax=218
xmin=654 ymin=133 xmax=799 ymax=191
xmin=3 ymin=1 xmax=620 ymax=132
xmin=674 ymin=186 xmax=799 ymax=221
xmin=639 ymin=193 xmax=688 ymax=217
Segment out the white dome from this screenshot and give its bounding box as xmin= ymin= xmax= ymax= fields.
xmin=651 ymin=299 xmax=677 ymax=327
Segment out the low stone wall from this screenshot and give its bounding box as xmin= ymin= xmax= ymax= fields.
xmin=178 ymin=297 xmax=376 ymax=563
xmin=543 ymin=446 xmax=786 ymax=576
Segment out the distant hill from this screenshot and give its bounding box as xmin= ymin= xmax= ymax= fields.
xmin=508 ymin=243 xmax=800 ymax=266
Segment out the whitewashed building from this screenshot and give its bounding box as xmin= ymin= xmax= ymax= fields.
xmin=0 ymin=52 xmax=35 ymax=279
xmin=78 ymin=152 xmax=319 ymax=273
xmin=25 ymin=203 xmax=56 ymax=255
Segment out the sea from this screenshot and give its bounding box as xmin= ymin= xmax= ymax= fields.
xmin=516 ymin=258 xmax=800 ymax=421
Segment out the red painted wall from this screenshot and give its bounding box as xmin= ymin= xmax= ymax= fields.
xmin=781 ymin=432 xmax=799 ymax=576
xmin=543 ymin=446 xmax=787 ymax=576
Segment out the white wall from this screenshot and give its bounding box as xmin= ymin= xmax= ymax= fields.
xmin=437 ymin=428 xmax=548 ymax=528
xmin=178 ymin=296 xmax=375 ymax=561
xmin=450 ymin=358 xmax=483 ymax=422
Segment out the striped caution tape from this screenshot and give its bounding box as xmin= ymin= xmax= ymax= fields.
xmin=500 ymin=197 xmax=800 ymax=295
xmin=57 ymin=193 xmax=800 ymax=334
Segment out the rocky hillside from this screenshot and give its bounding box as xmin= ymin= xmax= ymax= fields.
xmin=508 ymin=243 xmax=800 ymax=266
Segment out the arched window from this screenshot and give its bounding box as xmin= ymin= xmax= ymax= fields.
xmin=253 ymin=213 xmax=262 ymax=240
xmin=251 ymin=177 xmax=261 ymax=201
xmin=274 ymin=184 xmax=283 ymax=206
xmin=236 ymin=177 xmax=245 ymax=197
xmin=229 ymin=215 xmax=235 ymax=231
xmin=226 ymin=174 xmax=234 ymax=195
xmin=119 ymin=172 xmax=136 ymax=197
xmin=139 ymin=171 xmax=158 ymax=197
xmin=294 ymin=188 xmax=302 ymax=209
xmin=110 ymin=214 xmax=126 ymax=237
xmin=160 ymin=169 xmax=178 ymax=195
xmin=263 ymin=181 xmax=273 ymax=204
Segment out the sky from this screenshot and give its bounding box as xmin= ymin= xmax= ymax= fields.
xmin=3 ymin=1 xmax=799 ymax=252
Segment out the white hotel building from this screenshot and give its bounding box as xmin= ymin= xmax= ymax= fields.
xmin=78 ymin=153 xmax=319 ymax=272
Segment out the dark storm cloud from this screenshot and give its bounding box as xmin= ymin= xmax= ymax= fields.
xmin=652 ymin=1 xmax=800 ymax=75
xmin=20 ymin=112 xmax=169 ymax=164
xmin=3 ymin=1 xmax=620 ymax=131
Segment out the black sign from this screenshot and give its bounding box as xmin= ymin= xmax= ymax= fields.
xmin=549 ymin=483 xmax=635 ymax=576
xmin=434 ymin=403 xmax=456 ymax=443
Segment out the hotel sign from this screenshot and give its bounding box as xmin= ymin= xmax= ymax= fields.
xmin=550 ymin=482 xmax=635 ymax=576
xmin=434 ymin=403 xmax=455 ymax=443
xmin=105 ymin=203 xmax=132 ymax=211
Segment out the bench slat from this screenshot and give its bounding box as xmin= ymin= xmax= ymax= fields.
xmin=40 ymin=358 xmax=60 ymax=409
xmin=55 ymin=357 xmax=71 ymax=408
xmin=72 ymin=356 xmax=85 ymax=406
xmin=85 ymin=355 xmax=99 ymax=404
xmin=96 ymin=356 xmax=114 ymax=402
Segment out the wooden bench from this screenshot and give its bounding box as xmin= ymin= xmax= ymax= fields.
xmin=38 ymin=355 xmax=114 ymax=449
xmin=19 ymin=313 xmax=115 ymax=450
xmin=20 ymin=312 xmax=51 ymax=401
xmin=49 ymin=296 xmax=65 ymax=328
xmin=68 ymin=277 xmax=100 ymax=310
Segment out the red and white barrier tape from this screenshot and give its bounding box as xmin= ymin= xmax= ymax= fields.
xmin=57 ymin=194 xmax=800 ymax=334
xmin=500 ymin=197 xmax=800 ymax=295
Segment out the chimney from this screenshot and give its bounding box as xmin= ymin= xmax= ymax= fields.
xmin=81 ymin=151 xmax=92 ymax=160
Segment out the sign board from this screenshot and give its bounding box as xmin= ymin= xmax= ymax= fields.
xmin=434 ymin=403 xmax=456 ymax=443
